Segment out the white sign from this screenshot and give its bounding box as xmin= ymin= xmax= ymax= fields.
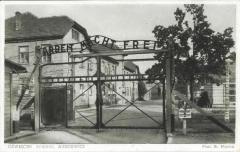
xmin=179 ymin=108 xmax=191 ymax=119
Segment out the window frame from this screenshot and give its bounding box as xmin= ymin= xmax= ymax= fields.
xmin=18 ymin=46 xmax=29 ymax=64
xmin=89 ymin=86 xmax=93 ymax=96
xmin=88 ymin=60 xmax=93 ymax=71
xmin=79 ymin=57 xmax=85 ymax=69
xmin=72 ymin=29 xmax=79 ymax=41
xmin=41 ymin=44 xmax=52 ymax=63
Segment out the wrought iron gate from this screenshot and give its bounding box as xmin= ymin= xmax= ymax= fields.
xmin=38 ymin=48 xmax=168 ymax=130
xmin=19 ymin=35 xmax=234 ymax=136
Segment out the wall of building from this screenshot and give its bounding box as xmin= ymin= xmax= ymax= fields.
xmin=5 ymin=39 xmax=66 ymax=115
xmin=212 ymin=84 xmax=224 ymax=105
xmin=72 ymin=56 xmax=121 ymax=107
xmin=121 ymin=68 xmax=138 ymax=103
xmin=4 ymin=67 xmax=12 ymax=138
xmin=5 ymin=27 xmax=140 ymax=127
xmin=72 ymin=57 xmax=95 ymax=108
xmin=63 ymin=28 xmax=85 ymax=44
xmin=195 ymin=62 xmax=236 ymax=106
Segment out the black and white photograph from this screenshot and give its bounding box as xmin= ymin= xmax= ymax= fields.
xmin=0 ymin=1 xmax=239 ymax=152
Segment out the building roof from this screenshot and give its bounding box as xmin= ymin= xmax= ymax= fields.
xmin=5 ymin=59 xmax=27 ymax=73
xmin=124 ymin=61 xmax=138 ymax=73
xmin=5 ymin=12 xmax=88 ymax=43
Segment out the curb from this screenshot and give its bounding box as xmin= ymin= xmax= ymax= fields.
xmin=63 ymin=129 xmax=96 ymax=144
xmin=4 ymin=132 xmax=36 ymax=143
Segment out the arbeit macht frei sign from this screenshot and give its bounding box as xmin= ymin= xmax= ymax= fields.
xmin=40 ymin=35 xmax=162 ymax=55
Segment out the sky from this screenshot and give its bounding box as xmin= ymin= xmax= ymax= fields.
xmin=5 ymin=4 xmax=236 ymax=73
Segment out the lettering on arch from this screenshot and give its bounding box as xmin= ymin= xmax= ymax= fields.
xmin=40 ymin=35 xmax=162 ymax=55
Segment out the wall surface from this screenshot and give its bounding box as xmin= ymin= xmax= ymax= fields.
xmin=5 ymin=39 xmax=64 ymax=115
xmin=5 ymin=67 xmax=12 ymax=138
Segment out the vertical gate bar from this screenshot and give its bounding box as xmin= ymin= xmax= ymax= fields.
xmin=39 ymin=66 xmax=42 ymax=129
xmin=65 ymin=83 xmax=68 ymax=128
xmin=34 ymin=46 xmax=40 ymax=132
xmin=165 ymin=41 xmax=173 ymax=136
xmin=99 ymin=57 xmax=103 ymax=128
xmin=171 ymin=47 xmax=175 ymax=132
xmin=95 ymin=58 xmax=99 ymax=130
xmin=96 ymin=56 xmax=103 ymax=130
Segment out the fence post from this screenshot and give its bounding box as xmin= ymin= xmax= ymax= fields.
xmin=65 ymin=83 xmax=68 ymax=127
xmin=34 ymin=46 xmax=41 ymax=132
xmin=183 ymin=119 xmax=187 ymax=135
xmin=96 ymin=56 xmax=103 ymax=130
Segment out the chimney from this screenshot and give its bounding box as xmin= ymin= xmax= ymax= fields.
xmin=15 ymin=11 xmax=22 ymax=31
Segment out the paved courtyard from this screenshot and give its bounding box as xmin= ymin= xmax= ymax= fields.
xmin=7 ymin=100 xmax=235 ymax=144
xmin=8 ymin=130 xmax=90 ymax=144
xmin=69 ymin=100 xmax=163 ymax=128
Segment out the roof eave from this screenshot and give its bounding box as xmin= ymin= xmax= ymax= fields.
xmin=102 ymin=56 xmax=119 ymax=65
xmin=72 ymin=21 xmax=89 ymax=39
xmin=5 ymin=35 xmax=64 ymax=43
xmin=5 ymin=59 xmax=27 ymax=73
xmin=124 ymin=66 xmax=136 ymax=73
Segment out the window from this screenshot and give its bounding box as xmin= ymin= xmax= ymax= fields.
xmin=112 ymin=84 xmax=115 ymax=91
xmin=88 ymin=60 xmax=93 ymax=71
xmin=79 ymin=84 xmax=85 ymax=95
xmin=103 ymin=86 xmax=106 ymax=95
xmin=229 ymin=90 xmax=235 ymax=95
xmin=113 ymin=65 xmax=116 ymax=75
xmin=19 ymin=46 xmax=29 ymax=64
xmin=41 ymin=44 xmax=51 ymax=63
xmin=79 ymin=58 xmax=85 ymax=69
xmin=72 ymin=29 xmax=79 ymax=41
xmin=229 ymin=96 xmax=235 ymax=102
xmin=108 ymin=64 xmax=111 ymax=75
xmin=89 ymin=87 xmax=92 ymax=96
xmin=80 ymin=84 xmax=84 ymax=90
xmin=104 ymin=65 xmax=108 ymax=74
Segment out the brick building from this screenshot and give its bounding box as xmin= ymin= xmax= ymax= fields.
xmin=5 ymin=12 xmax=139 ymax=128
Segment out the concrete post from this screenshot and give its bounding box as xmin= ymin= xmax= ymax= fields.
xmin=34 ymin=46 xmax=41 ymax=132
xmin=183 ymin=119 xmax=187 ymax=135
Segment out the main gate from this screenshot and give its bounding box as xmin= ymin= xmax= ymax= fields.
xmin=37 ymin=39 xmax=171 ymax=130
xmin=21 ymin=34 xmax=233 ymax=141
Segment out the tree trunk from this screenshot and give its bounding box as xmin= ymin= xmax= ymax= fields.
xmin=189 ymin=78 xmax=194 ymax=102
xmin=162 ymin=78 xmax=166 ymax=131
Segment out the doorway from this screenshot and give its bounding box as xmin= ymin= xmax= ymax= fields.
xmin=41 ymin=86 xmax=67 ymax=126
